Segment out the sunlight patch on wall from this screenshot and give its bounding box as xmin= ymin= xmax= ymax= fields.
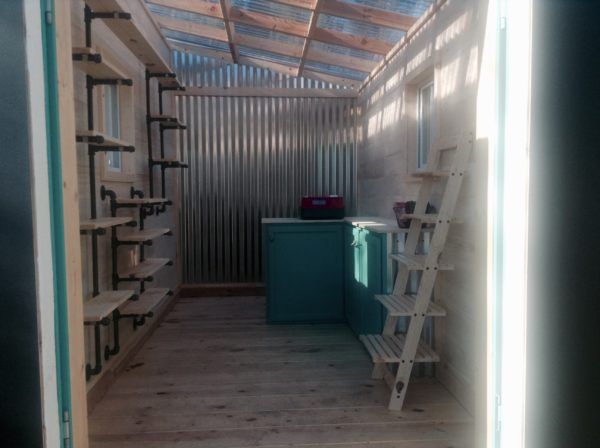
xmin=406 ymin=44 xmax=433 ymax=76
xmin=465 ymin=45 xmax=479 ymax=86
xmin=438 ymin=57 xmax=460 ymax=99
xmin=435 ymin=12 xmax=469 ymax=51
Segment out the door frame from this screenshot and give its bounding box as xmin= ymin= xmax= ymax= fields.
xmin=46 ymin=0 xmax=90 ymax=446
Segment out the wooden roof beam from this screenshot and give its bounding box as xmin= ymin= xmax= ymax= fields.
xmin=319 ymin=0 xmax=417 ymax=31
xmin=297 ymin=0 xmax=321 ymax=76
xmin=219 ymin=0 xmax=239 ymax=63
xmin=146 ymin=0 xmax=223 ymax=19
xmin=268 ymin=0 xmax=316 ymax=9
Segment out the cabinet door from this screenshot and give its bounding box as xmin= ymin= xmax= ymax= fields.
xmin=344 ymin=225 xmax=356 ymax=329
xmin=345 ymin=226 xmax=363 ymax=334
xmin=361 ymin=230 xmax=385 ymax=334
xmin=266 ymin=224 xmax=344 ymax=323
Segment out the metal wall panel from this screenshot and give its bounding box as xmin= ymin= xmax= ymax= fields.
xmin=173 ymin=51 xmax=358 ymax=283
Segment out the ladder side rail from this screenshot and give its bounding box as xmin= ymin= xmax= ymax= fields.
xmin=388 ymin=132 xmax=473 ymax=410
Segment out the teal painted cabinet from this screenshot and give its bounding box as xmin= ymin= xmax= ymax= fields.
xmin=264 ymin=223 xmax=345 ymax=323
xmin=344 ymin=225 xmax=388 ymax=335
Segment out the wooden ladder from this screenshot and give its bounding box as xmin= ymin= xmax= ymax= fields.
xmin=359 ymin=132 xmax=473 ymax=410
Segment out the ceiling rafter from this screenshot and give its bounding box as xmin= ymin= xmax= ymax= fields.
xmin=297 ymin=0 xmax=321 ymax=76
xmin=219 ymin=0 xmax=239 ymax=63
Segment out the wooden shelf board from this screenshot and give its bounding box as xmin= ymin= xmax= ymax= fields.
xmin=115 ymin=197 xmax=169 ymax=205
xmin=120 ymin=287 xmax=170 ymax=315
xmin=76 ymin=130 xmax=134 ymax=149
xmin=80 ymin=216 xmax=134 ymax=231
xmin=374 ymin=294 xmax=446 ymax=317
xmin=84 ymin=0 xmax=172 ymax=73
xmin=120 ymin=258 xmax=170 ymax=279
xmin=118 ymin=228 xmax=170 ymax=242
xmin=388 ymin=253 xmax=454 ymax=270
xmin=157 ymin=76 xmax=182 ymax=88
xmin=359 ymin=334 xmax=439 ymax=364
xmin=72 ymin=47 xmax=129 ymax=80
xmin=149 ymin=115 xmax=186 ymax=128
xmin=84 ymin=290 xmax=135 ymax=322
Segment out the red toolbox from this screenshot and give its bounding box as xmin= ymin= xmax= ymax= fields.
xmin=300 ymin=196 xmax=345 ymax=219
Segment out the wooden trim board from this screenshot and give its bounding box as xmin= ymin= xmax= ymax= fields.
xmin=55 ymin=0 xmax=89 ymax=445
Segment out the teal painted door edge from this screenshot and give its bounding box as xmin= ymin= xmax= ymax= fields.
xmin=41 ymin=0 xmax=73 ymax=445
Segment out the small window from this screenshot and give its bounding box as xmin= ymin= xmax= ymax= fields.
xmin=417 ymin=81 xmax=434 ymax=168
xmin=104 ymin=85 xmax=121 ymax=173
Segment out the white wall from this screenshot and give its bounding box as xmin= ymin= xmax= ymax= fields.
xmin=357 ymin=0 xmax=489 ymax=414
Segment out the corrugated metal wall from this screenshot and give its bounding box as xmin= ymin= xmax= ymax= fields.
xmin=173 ymin=51 xmax=358 ymax=283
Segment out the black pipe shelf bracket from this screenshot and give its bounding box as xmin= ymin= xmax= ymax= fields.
xmin=85 ymin=318 xmax=110 ymax=380
xmin=146 ymin=69 xmax=187 ymax=200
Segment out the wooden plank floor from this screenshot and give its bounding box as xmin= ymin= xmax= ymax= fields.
xmin=89 ymin=296 xmax=473 ymax=447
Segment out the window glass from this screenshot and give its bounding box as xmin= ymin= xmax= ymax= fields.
xmin=418 ymin=81 xmax=434 ymax=168
xmin=104 ymin=85 xmax=121 ymax=172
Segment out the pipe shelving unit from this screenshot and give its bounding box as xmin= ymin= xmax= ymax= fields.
xmin=75 ymin=3 xmax=183 ymax=380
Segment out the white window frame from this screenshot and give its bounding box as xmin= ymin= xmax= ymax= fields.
xmin=104 ymin=84 xmax=122 ymax=173
xmin=417 ymin=80 xmax=435 ymax=169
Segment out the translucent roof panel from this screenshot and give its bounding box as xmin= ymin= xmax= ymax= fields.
xmin=310 ymin=41 xmax=383 ymax=63
xmin=146 ymin=3 xmax=225 ymax=29
xmin=318 ymin=14 xmax=405 ymax=44
xmin=239 ymin=47 xmax=300 ymax=66
xmin=232 ymin=0 xmax=311 ymax=23
xmin=235 ymin=23 xmax=304 ymax=47
xmin=303 ymin=61 xmax=366 ymax=81
xmin=149 ymin=0 xmax=439 ymax=86
xmin=342 ymin=0 xmax=435 ymax=16
xmin=165 ymin=30 xmax=231 ymax=53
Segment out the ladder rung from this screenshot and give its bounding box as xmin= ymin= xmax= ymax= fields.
xmin=410 ymin=170 xmax=451 ymax=178
xmin=359 ymin=334 xmax=439 ymax=363
xmin=374 ymin=294 xmax=446 ymax=317
xmin=388 ymin=253 xmax=454 ymax=270
xmin=400 ymin=213 xmax=442 ymax=224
